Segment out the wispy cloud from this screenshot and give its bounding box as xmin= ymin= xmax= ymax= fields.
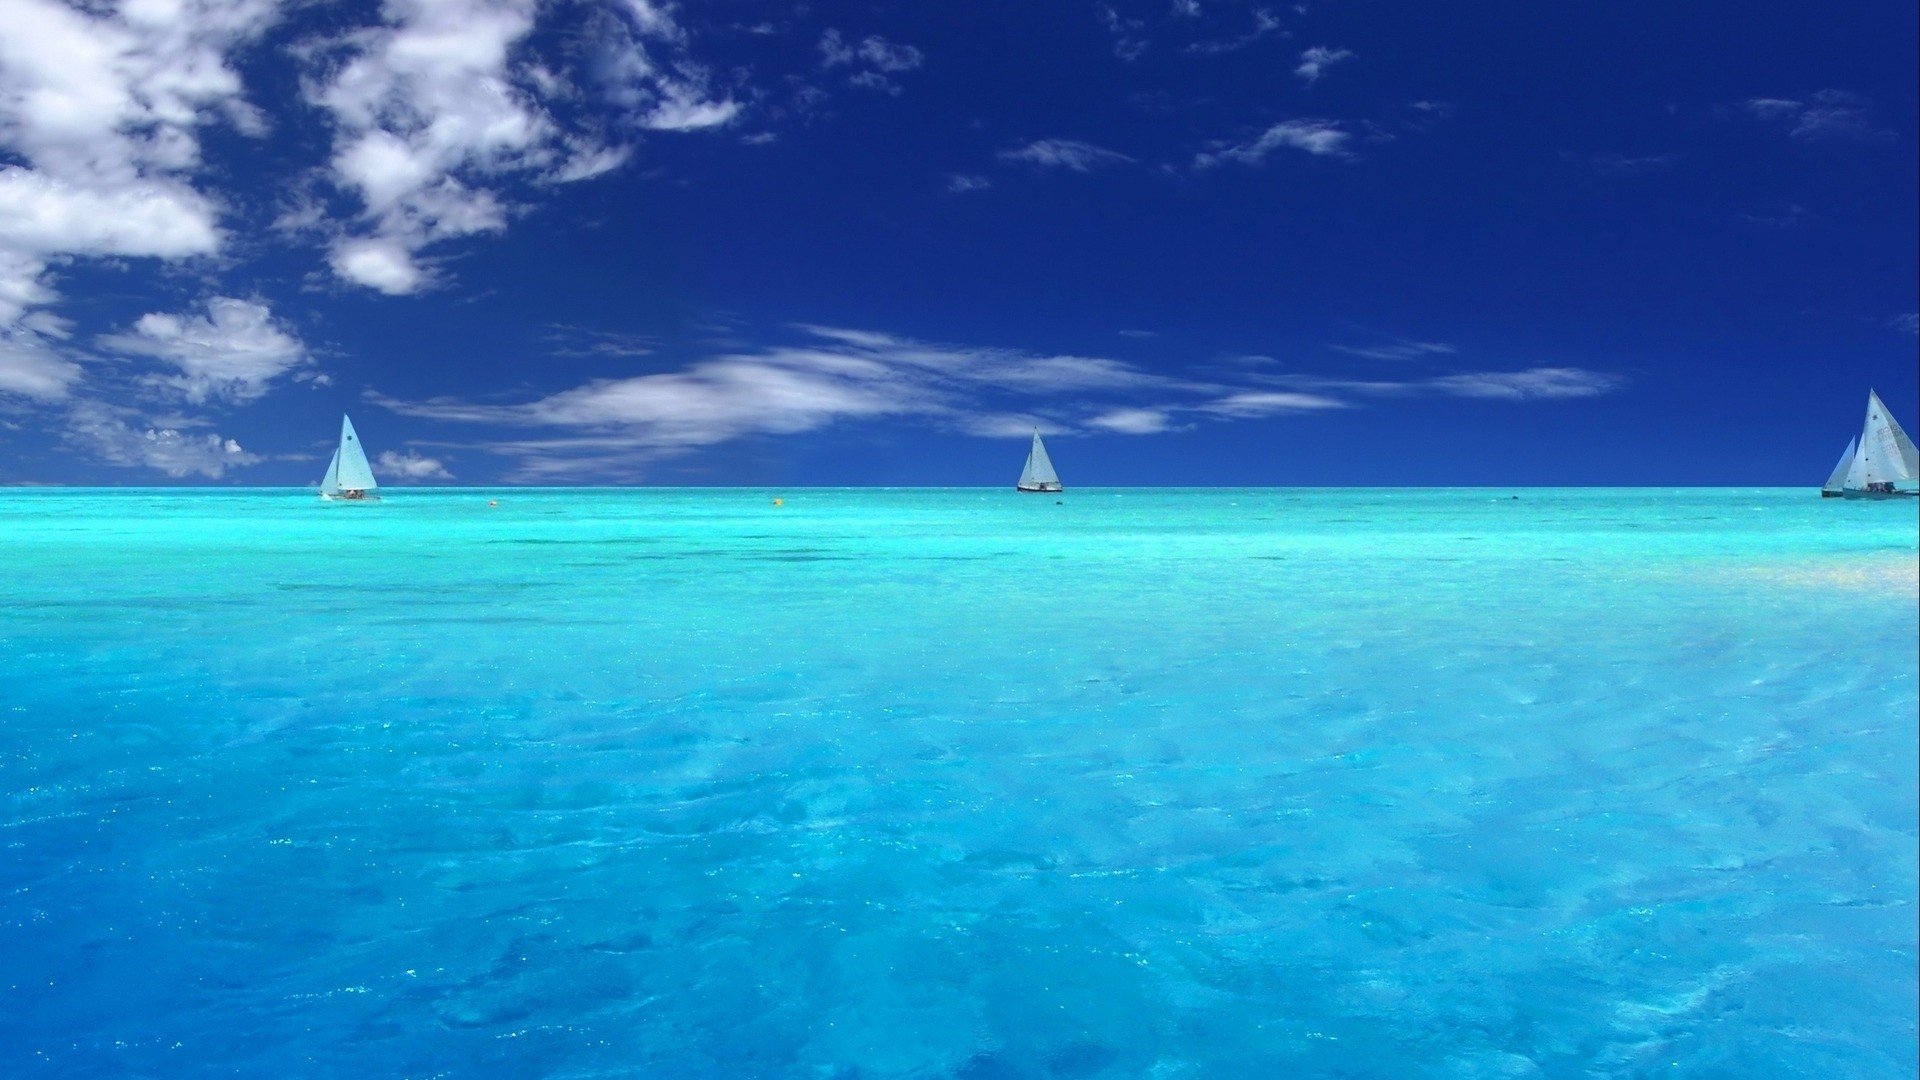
xmin=544 ymin=324 xmax=658 ymax=359
xmin=1294 ymin=46 xmax=1353 ymax=84
xmin=1740 ymin=204 xmax=1805 ymax=227
xmin=1329 ymin=339 xmax=1457 ymax=362
xmin=1185 ymin=8 xmax=1285 ymax=55
xmin=1741 ymin=90 xmax=1893 ymax=141
xmin=946 ymin=173 xmax=992 ymax=194
xmin=0 ymin=321 xmax=82 ymax=402
xmin=1256 ymin=367 xmax=1627 ymax=401
xmin=1590 ymin=153 xmax=1672 ymax=173
xmin=1096 ymin=4 xmax=1149 ymax=61
xmin=63 ymin=400 xmax=260 ymax=478
xmin=819 ymin=30 xmax=924 ymax=93
xmin=1891 ymin=313 xmax=1919 ymax=335
xmin=1426 ymin=368 xmax=1624 ymax=399
xmin=1195 ymin=120 xmax=1351 ymax=168
xmin=1199 ymin=390 xmax=1348 ymax=417
xmin=377 ymin=324 xmax=1207 ymax=477
xmin=999 ymin=138 xmax=1135 ymax=172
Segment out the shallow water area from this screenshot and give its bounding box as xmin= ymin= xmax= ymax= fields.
xmin=2 ymin=487 xmax=1915 ymax=1078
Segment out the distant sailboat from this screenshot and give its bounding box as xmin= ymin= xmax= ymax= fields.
xmin=1822 ymin=390 xmax=1917 ymax=499
xmin=319 ymin=414 xmax=380 ymax=501
xmin=1016 ymin=430 xmax=1063 ymax=493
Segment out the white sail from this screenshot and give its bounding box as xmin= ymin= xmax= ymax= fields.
xmin=1864 ymin=390 xmax=1917 ymax=481
xmin=333 ymin=414 xmax=379 ymax=491
xmin=1822 ymin=437 xmax=1857 ymax=493
xmin=1018 ymin=431 xmax=1061 ymax=490
xmin=319 ymin=448 xmax=341 ymax=495
xmin=1847 ymin=392 xmax=1914 ymax=488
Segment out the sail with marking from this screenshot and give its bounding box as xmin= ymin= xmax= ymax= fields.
xmin=1845 ymin=392 xmax=1914 ymax=489
xmin=333 ymin=414 xmax=378 ymax=491
xmin=1863 ymin=390 xmax=1917 ymax=481
xmin=1822 ymin=437 xmax=1857 ymax=493
xmin=319 ymin=449 xmax=342 ymax=495
xmin=1017 ymin=431 xmax=1061 ymax=491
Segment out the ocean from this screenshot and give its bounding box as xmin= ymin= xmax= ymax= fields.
xmin=2 ymin=488 xmax=1914 ymax=1078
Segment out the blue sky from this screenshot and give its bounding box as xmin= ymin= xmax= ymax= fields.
xmin=0 ymin=0 xmax=1913 ymax=485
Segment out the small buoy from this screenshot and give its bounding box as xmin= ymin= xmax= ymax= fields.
xmin=488 ymin=499 xmax=499 ymax=507
xmin=772 ymin=497 xmax=784 ymax=507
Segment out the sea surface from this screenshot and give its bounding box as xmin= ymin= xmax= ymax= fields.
xmin=2 ymin=488 xmax=1915 ymax=1079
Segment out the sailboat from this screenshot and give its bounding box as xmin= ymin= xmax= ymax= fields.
xmin=319 ymin=414 xmax=380 ymax=501
xmin=1822 ymin=390 xmax=1917 ymax=499
xmin=1016 ymin=430 xmax=1063 ymax=493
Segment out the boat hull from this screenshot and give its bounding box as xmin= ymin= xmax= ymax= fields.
xmin=1016 ymin=484 xmax=1063 ymax=493
xmin=1837 ymin=489 xmax=1917 ymax=500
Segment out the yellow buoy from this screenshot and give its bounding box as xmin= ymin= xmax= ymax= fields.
xmin=772 ymin=497 xmax=784 ymax=507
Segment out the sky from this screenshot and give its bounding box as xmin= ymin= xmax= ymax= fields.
xmin=0 ymin=0 xmax=1914 ymax=486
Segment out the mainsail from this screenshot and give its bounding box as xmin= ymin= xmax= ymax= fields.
xmin=1862 ymin=390 xmax=1917 ymax=481
xmin=1822 ymin=437 xmax=1857 ymax=493
xmin=1842 ymin=391 xmax=1916 ymax=489
xmin=323 ymin=414 xmax=379 ymax=494
xmin=1017 ymin=431 xmax=1061 ymax=491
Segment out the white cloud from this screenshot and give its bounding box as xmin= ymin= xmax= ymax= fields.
xmin=1294 ymin=46 xmax=1353 ymax=84
xmin=1741 ymin=90 xmax=1892 ymax=141
xmin=1087 ymin=407 xmax=1174 ymax=434
xmin=999 ymin=138 xmax=1134 ymax=172
xmin=1891 ymin=313 xmax=1918 ymax=335
xmin=1195 ymin=120 xmax=1351 ymax=168
xmin=376 ymin=448 xmax=453 ymax=479
xmin=310 ymin=0 xmax=733 ymax=294
xmin=0 ymin=0 xmax=274 ymax=330
xmin=946 ymin=173 xmax=992 ymax=193
xmin=0 ymin=169 xmax=221 ymax=261
xmin=97 ymin=297 xmax=310 ymax=403
xmin=64 ymin=399 xmax=261 ymax=477
xmin=0 ymin=324 xmax=82 ymax=400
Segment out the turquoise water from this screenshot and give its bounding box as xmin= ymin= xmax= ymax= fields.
xmin=2 ymin=488 xmax=1915 ymax=1078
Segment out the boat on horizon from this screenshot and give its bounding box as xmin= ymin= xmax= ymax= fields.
xmin=319 ymin=415 xmax=380 ymax=502
xmin=1016 ymin=430 xmax=1063 ymax=493
xmin=1821 ymin=390 xmax=1917 ymax=499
